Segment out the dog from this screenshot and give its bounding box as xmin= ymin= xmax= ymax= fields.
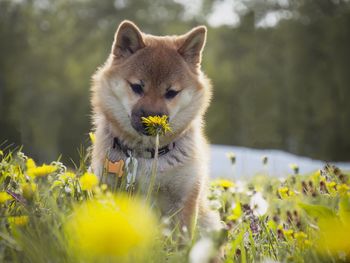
xmin=90 ymin=20 xmax=221 ymax=233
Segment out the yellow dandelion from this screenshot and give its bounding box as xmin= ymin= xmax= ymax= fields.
xmin=22 ymin=183 xmax=37 ymax=200
xmin=278 ymin=187 xmax=292 ymax=199
xmin=227 ymin=202 xmax=242 ymax=221
xmin=326 ymin=181 xmax=337 ymax=195
xmin=65 ymin=195 xmax=158 ymax=259
xmin=283 ymin=229 xmax=294 ymax=241
xmin=27 ymin=164 xmax=57 ymax=177
xmin=338 ymin=184 xmax=350 ymax=196
xmin=89 ymin=132 xmax=96 ymax=144
xmin=211 ymin=179 xmax=235 ymax=189
xmin=317 ymin=216 xmax=350 ymax=258
xmin=0 ymin=192 xmax=13 ymax=203
xmin=295 ymin=231 xmax=308 ymax=248
xmin=79 ymin=172 xmax=98 ymax=191
xmin=8 ymin=215 xmax=29 ymax=226
xmin=141 ymin=115 xmax=171 ymax=136
xmin=26 ymin=158 xmax=36 ymax=170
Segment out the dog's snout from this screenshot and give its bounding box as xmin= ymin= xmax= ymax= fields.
xmin=140 ymin=110 xmax=168 ymax=119
xmin=131 ymin=108 xmax=169 ymax=136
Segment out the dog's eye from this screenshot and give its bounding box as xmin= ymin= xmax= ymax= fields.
xmin=130 ymin=83 xmax=143 ymax=95
xmin=165 ymin=89 xmax=180 ymax=100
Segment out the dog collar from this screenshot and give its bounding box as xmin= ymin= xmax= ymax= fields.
xmin=113 ymin=137 xmax=175 ymax=159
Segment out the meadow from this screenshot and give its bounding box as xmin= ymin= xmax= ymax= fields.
xmin=0 ymin=132 xmax=349 ymax=263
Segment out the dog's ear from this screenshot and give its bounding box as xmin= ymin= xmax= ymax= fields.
xmin=177 ymin=26 xmax=207 ymax=66
xmin=112 ymin=20 xmax=145 ymax=59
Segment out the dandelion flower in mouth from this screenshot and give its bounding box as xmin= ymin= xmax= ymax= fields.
xmin=79 ymin=172 xmax=98 ymax=191
xmin=250 ymin=192 xmax=269 ymax=216
xmin=65 ymin=195 xmax=157 ymax=259
xmin=141 ymin=115 xmax=171 ymax=136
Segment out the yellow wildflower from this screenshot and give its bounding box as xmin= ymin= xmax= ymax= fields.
xmin=277 ymin=187 xmax=289 ymax=199
xmin=101 ymin=184 xmax=108 ymax=191
xmin=22 ymin=183 xmax=37 ymax=200
xmin=8 ymin=216 xmax=29 ymax=226
xmin=227 ymin=202 xmax=242 ymax=221
xmin=338 ymin=184 xmax=350 ymax=196
xmin=211 ymin=179 xmax=234 ymax=189
xmin=326 ymin=181 xmax=337 ymax=195
xmin=317 ymin=216 xmax=350 ymax=258
xmin=65 ymin=195 xmax=157 ymax=259
xmin=79 ymin=172 xmax=98 ymax=191
xmin=89 ymin=132 xmax=96 ymax=144
xmin=283 ymin=229 xmax=294 ymax=241
xmin=141 ymin=115 xmax=171 ymax=136
xmin=295 ymin=231 xmax=308 ymax=248
xmin=26 ymin=158 xmax=36 ymax=170
xmin=27 ymin=164 xmax=57 ymax=177
xmin=0 ymin=192 xmax=12 ymax=203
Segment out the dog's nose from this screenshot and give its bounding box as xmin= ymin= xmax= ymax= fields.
xmin=139 ymin=110 xmax=168 ymax=119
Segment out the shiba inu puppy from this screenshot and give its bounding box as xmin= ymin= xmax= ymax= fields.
xmin=91 ymin=20 xmax=221 ymax=232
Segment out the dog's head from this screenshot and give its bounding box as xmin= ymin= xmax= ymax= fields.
xmin=92 ymin=20 xmax=212 ymax=141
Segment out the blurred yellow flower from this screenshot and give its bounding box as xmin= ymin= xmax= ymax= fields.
xmin=65 ymin=195 xmax=157 ymax=259
xmin=211 ymin=179 xmax=234 ymax=189
xmin=227 ymin=202 xmax=242 ymax=221
xmin=326 ymin=181 xmax=337 ymax=195
xmin=0 ymin=192 xmax=12 ymax=203
xmin=8 ymin=216 xmax=29 ymax=226
xmin=22 ymin=183 xmax=37 ymax=200
xmin=26 ymin=158 xmax=36 ymax=170
xmin=89 ymin=132 xmax=96 ymax=144
xmin=79 ymin=173 xmax=98 ymax=191
xmin=27 ymin=164 xmax=57 ymax=177
xmin=338 ymin=184 xmax=350 ymax=196
xmin=0 ymin=150 xmax=3 ymax=156
xmin=317 ymin=217 xmax=350 ymax=258
xmin=283 ymin=229 xmax=294 ymax=241
xmin=278 ymin=187 xmax=294 ymax=199
xmin=141 ymin=115 xmax=171 ymax=136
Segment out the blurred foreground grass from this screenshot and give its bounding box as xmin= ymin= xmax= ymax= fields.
xmin=0 ymin=146 xmax=349 ymax=263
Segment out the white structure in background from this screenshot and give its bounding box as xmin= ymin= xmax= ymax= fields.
xmin=210 ymin=144 xmax=350 ymax=179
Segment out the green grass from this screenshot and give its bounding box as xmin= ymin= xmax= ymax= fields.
xmin=0 ymin=147 xmax=349 ymax=263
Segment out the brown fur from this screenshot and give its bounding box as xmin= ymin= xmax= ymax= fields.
xmin=91 ymin=20 xmax=221 ymax=233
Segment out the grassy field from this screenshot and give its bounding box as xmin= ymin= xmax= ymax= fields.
xmin=0 ymin=143 xmax=349 ymax=263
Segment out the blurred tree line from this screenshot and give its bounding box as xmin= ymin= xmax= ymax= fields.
xmin=0 ymin=0 xmax=349 ymax=163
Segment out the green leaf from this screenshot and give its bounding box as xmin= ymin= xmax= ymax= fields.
xmin=298 ymin=202 xmax=337 ymax=220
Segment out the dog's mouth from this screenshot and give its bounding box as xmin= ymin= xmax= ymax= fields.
xmin=131 ymin=121 xmax=152 ymax=136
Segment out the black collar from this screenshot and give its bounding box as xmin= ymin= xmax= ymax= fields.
xmin=113 ymin=137 xmax=175 ymax=159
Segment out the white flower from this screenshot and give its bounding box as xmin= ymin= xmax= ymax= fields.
xmin=230 ymin=180 xmax=245 ymax=193
xmin=250 ymin=192 xmax=269 ymax=216
xmin=189 ymin=238 xmax=215 ymax=263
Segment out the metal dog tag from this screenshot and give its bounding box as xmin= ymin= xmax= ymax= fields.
xmin=125 ymin=156 xmax=138 ymax=189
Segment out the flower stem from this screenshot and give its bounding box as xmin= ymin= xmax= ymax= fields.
xmin=146 ymin=133 xmax=159 ymax=201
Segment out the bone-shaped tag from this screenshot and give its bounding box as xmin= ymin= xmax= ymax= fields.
xmin=107 ymin=159 xmax=124 ymax=177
